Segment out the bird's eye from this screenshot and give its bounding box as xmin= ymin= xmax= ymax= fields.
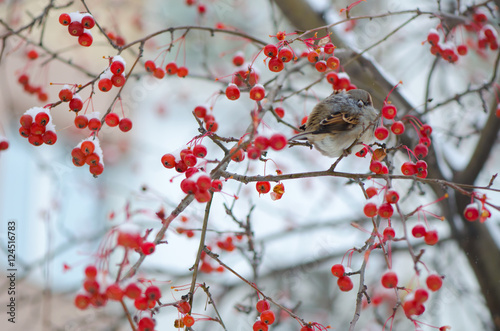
xmin=357 ymin=100 xmax=364 ymax=108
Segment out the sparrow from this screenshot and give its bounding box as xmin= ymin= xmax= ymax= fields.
xmin=290 ymin=89 xmax=378 ymax=158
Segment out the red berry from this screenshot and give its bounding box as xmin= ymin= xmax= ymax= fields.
xmin=401 ymin=161 xmax=417 ymax=176
xmin=324 ymin=43 xmax=335 ymax=54
xmin=269 ymin=133 xmax=287 ymax=150
xmin=68 ymin=21 xmax=84 ymax=36
xmin=81 ymin=141 xmax=95 ymax=155
xmin=145 ymin=285 xmax=161 ymax=301
xmin=105 ymin=113 xmax=120 ymax=127
xmin=260 ymin=310 xmax=275 ymax=325
xmin=177 ymin=66 xmax=189 ymax=78
xmin=134 ymin=296 xmax=149 ymax=310
xmin=124 ymin=283 xmax=142 ymax=299
xmin=374 ymin=126 xmax=389 ymax=140
xmin=145 ymin=60 xmax=156 ymax=72
xmin=464 ymin=203 xmax=480 ymax=221
xmin=274 ymin=106 xmax=285 ymax=118
xmin=268 ymin=57 xmax=284 ymax=72
xmin=165 ymin=62 xmax=178 ymax=75
xmin=420 ymin=124 xmax=432 ymax=137
xmin=256 ymin=299 xmax=271 ymax=313
xmin=249 ymin=84 xmax=265 ymax=101
xmin=111 ymin=74 xmax=126 ymax=87
xmin=426 ymin=274 xmax=443 ymax=291
xmin=153 ymin=67 xmax=165 ymax=79
xmin=457 ymin=44 xmax=468 ymax=56
xmin=30 ymin=123 xmax=46 ymax=135
xmin=253 ymin=321 xmax=268 ymax=331
xmin=427 ymin=30 xmax=439 ymax=45
xmin=378 ymin=203 xmax=394 ymax=218
xmin=35 ymin=112 xmax=50 ymax=126
xmin=196 ymin=174 xmax=211 ymax=191
xmin=28 ymin=134 xmax=43 ymax=146
xmin=20 ymin=114 xmax=33 ymax=129
xmin=263 ymin=44 xmax=278 ymax=57
xmin=74 ymin=294 xmax=90 ymax=310
xmin=177 ymin=301 xmax=191 ymax=314
xmin=59 ymin=13 xmax=71 ymax=26
xmin=211 ymin=179 xmax=223 ymax=192
xmin=337 ymin=276 xmax=353 ymax=292
xmin=424 ymin=229 xmax=439 ymax=245
xmin=363 ymin=202 xmax=378 ymax=217
xmin=315 ymin=60 xmax=327 ymax=72
xmin=141 ymin=242 xmax=156 ymax=255
xmin=81 ymin=15 xmax=95 ymax=29
xmin=88 ymin=118 xmax=101 ymax=131
xmin=390 ymin=121 xmax=405 ymax=135
xmin=307 ymin=50 xmax=319 ymax=63
xmin=161 ymin=153 xmax=176 ymax=168
xmin=194 ymin=105 xmax=207 ymax=118
xmin=42 ymin=131 xmax=57 ymax=145
xmin=256 ymin=181 xmax=271 ymax=194
xmin=412 ymin=224 xmax=427 ymax=238
xmin=225 ymin=83 xmax=240 ymax=100
xmin=59 ymin=88 xmax=73 ymax=102
xmin=326 ymin=71 xmax=339 ymax=85
xmin=69 ymin=97 xmax=83 ymax=112
xmin=205 ymin=120 xmax=218 ymax=132
xmin=369 ymin=160 xmax=383 ymax=174
xmin=78 ymin=32 xmax=93 ymax=47
xmin=18 ymin=74 xmax=29 ymax=85
xmin=366 ymin=186 xmax=378 ymax=198
xmin=110 ymin=61 xmax=125 ymax=75
xmin=106 ymin=284 xmax=124 ymax=301
xmin=254 ymin=136 xmax=269 ymax=150
xmin=381 ymin=271 xmax=398 ymax=288
xmin=385 ymin=189 xmax=400 ymax=204
xmin=193 ymin=144 xmax=207 ymax=158
xmin=98 ymin=78 xmax=112 ymax=92
xmin=327 ymin=56 xmax=340 ymax=70
xmin=414 ymin=144 xmax=428 ymax=159
xmin=232 ymin=53 xmax=245 ymax=66
xmin=414 ymin=288 xmax=429 ymax=303
xmin=247 ymin=146 xmax=261 ymax=159
xmin=183 ymin=314 xmax=195 ymax=327
xmin=27 ymin=49 xmax=38 ymax=60
xmin=0 ymin=140 xmax=9 ymax=151
xmin=331 ymin=264 xmax=345 ymax=277
xmin=83 ymin=279 xmax=100 ymax=294
xmin=278 ymin=47 xmax=293 ymax=62
xmin=84 ymin=265 xmax=97 ymax=278
xmin=383 ymin=226 xmax=396 ymax=240
xmin=119 ymin=118 xmax=132 ymax=132
xmin=138 ymin=317 xmax=156 ymax=330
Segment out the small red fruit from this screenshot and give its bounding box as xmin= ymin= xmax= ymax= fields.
xmin=256 ymin=299 xmax=271 ymax=313
xmin=374 ymin=126 xmax=389 ymax=140
xmin=381 ymin=271 xmax=398 ymax=288
xmin=424 ymin=229 xmax=439 ymax=245
xmin=269 ymin=133 xmax=287 ymax=150
xmin=256 ymin=181 xmax=271 ymax=194
xmin=119 ymin=118 xmax=133 ymax=132
xmin=145 ymin=60 xmax=156 ymax=72
xmin=426 ymin=274 xmax=443 ymax=291
xmin=249 ymin=84 xmax=265 ymax=101
xmin=331 ymin=264 xmax=345 ymax=277
xmin=98 ymin=78 xmax=112 ymax=92
xmin=105 ymin=113 xmax=120 ymax=127
xmin=337 ymin=276 xmax=353 ymax=292
xmin=464 ymin=203 xmax=480 ymax=222
xmin=59 ymin=13 xmax=71 ymax=26
xmin=412 ymin=224 xmax=427 ymax=238
xmin=391 ymin=121 xmax=405 ymax=135
xmin=263 ymin=44 xmax=278 ymax=57
xmin=378 ymin=203 xmax=394 ymax=218
xmin=363 ymin=202 xmax=378 ymax=217
xmin=260 ymin=310 xmax=275 ymax=325
xmin=225 ymin=83 xmax=240 ymax=100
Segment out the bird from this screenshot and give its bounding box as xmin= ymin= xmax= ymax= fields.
xmin=290 ymin=89 xmax=378 ymax=158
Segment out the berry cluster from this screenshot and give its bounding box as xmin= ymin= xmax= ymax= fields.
xmin=144 ymin=60 xmax=188 ymax=79
xmin=98 ymin=56 xmax=127 ymax=92
xmin=326 ymin=71 xmax=356 ymax=91
xmin=411 ymin=223 xmax=439 ymax=246
xmin=425 ymin=10 xmax=498 ymax=63
xmin=256 ymin=181 xmax=285 ymax=200
xmin=193 ymin=105 xmax=218 ymax=132
xmin=59 ymin=12 xmax=95 ymax=47
xmin=463 ymin=195 xmax=491 ymax=222
xmin=161 ymin=144 xmax=223 ymax=203
xmin=18 ymin=107 xmax=57 ymax=146
xmin=400 ymin=123 xmax=432 ymax=179
xmin=363 ymin=187 xmax=398 ymax=220
xmin=71 ymin=137 xmax=104 ymax=176
xmin=17 ymin=73 xmax=48 ymax=102
xmin=253 ymin=300 xmax=276 ymax=331
xmin=74 ymin=111 xmax=101 ymax=131
xmin=173 ymin=301 xmax=195 ymax=327
xmin=198 ymin=245 xmax=225 ymax=273
xmin=402 ymin=275 xmax=443 ymax=319
xmin=330 ymin=263 xmax=354 ymax=291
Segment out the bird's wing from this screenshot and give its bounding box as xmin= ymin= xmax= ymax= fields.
xmin=315 ymin=111 xmax=359 ymax=134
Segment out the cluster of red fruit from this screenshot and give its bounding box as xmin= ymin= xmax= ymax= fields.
xmin=363 ymin=187 xmax=399 ymax=221
xmin=19 ymin=107 xmax=57 ymax=146
xmin=59 ymin=12 xmax=95 ymax=47
xmin=71 ymin=138 xmax=105 ymax=176
xmin=426 ymin=9 xmax=498 ymax=63
xmin=193 ymin=105 xmax=218 ymax=132
xmin=116 ymin=223 xmax=156 ymax=256
xmin=144 ymin=60 xmax=188 ymax=79
xmin=400 ymin=123 xmax=432 ymax=178
xmin=463 ymin=196 xmax=491 ymax=222
xmin=161 ymin=144 xmax=223 ymax=203
xmin=411 ymin=223 xmax=439 ymax=246
xmin=74 ymin=265 xmax=162 ymax=330
xmin=0 ymin=136 xmax=9 ymax=151
xmin=402 ymin=274 xmax=443 ymax=319
xmin=173 ymin=301 xmax=195 ymax=328
xmin=256 ymin=181 xmax=285 ymax=200
xmin=241 ymin=133 xmax=288 ymax=162
xmin=98 ymin=56 xmax=127 ymax=92
xmin=252 ymin=300 xmax=276 ymax=331
xmin=184 ymin=0 xmax=206 ymax=15
xmin=17 ymin=73 xmax=48 ymax=102
xmin=199 ymin=246 xmax=225 ymax=273
xmin=330 ymin=263 xmax=354 ymax=292
xmin=224 ymin=53 xmax=260 ymax=101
